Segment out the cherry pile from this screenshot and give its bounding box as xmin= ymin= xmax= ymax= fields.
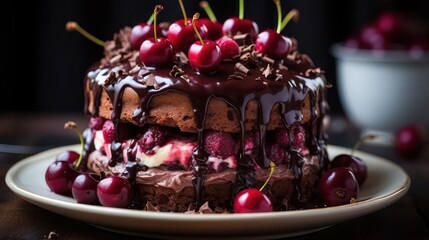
xmin=343 ymin=11 xmax=429 ymax=54
xmin=318 ymin=135 xmax=375 ymax=207
xmin=130 ymin=0 xmax=300 ymax=73
xmin=45 ymin=121 xmax=134 ymax=208
xmin=45 ymin=148 xmax=134 ymax=208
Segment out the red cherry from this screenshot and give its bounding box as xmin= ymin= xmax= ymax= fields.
xmin=138 ymin=5 xmax=174 ymax=68
xmin=319 ymin=168 xmax=359 ymax=207
xmin=200 ymin=18 xmax=223 ymax=40
xmin=130 ymin=23 xmax=164 ymax=50
xmin=394 ymin=124 xmax=426 ymax=158
xmin=375 ymin=11 xmax=422 ymax=43
xmin=45 ymin=160 xmax=80 ymax=196
xmin=72 ymin=172 xmax=100 ymax=205
xmin=199 ymin=1 xmax=223 ymax=40
xmin=167 ymin=19 xmax=208 ymax=53
xmin=343 ymin=36 xmax=363 ymax=49
xmin=97 ymin=176 xmax=133 ymax=208
xmin=55 ymin=150 xmax=80 ymax=164
xmin=188 ymin=40 xmax=221 ymax=73
xmin=407 ymin=39 xmax=429 ymax=57
xmin=331 ymin=154 xmax=367 ymax=186
xmin=215 ymin=37 xmax=240 ymax=60
xmin=359 ymin=24 xmax=389 ymax=50
xmin=89 ymin=116 xmax=105 ymax=130
xmin=222 ymin=17 xmax=259 ymax=40
xmin=255 ymin=29 xmax=291 ymax=60
xmin=139 ymin=37 xmax=174 ymax=67
xmin=234 ymin=188 xmax=273 ymax=213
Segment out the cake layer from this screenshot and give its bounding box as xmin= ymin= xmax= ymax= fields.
xmin=87 ymin=149 xmax=322 ymax=212
xmin=86 ymin=83 xmax=320 ymax=133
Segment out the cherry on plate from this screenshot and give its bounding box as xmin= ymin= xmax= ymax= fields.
xmin=319 ymin=167 xmax=359 ymax=207
xmin=97 ymin=176 xmax=133 ymax=208
xmin=233 ymin=188 xmax=273 ymax=213
xmin=45 ymin=160 xmax=80 ymax=196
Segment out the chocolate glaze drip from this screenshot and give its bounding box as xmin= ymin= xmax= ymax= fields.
xmin=83 ymin=30 xmax=329 ymax=210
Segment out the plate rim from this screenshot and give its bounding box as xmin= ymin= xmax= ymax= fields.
xmin=5 ymin=144 xmax=410 ymax=237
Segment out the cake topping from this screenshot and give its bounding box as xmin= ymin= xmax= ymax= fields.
xmin=188 ymin=13 xmax=222 ymax=73
xmin=168 ymin=0 xmax=209 ymax=53
xmin=199 ymin=1 xmax=223 ymax=40
xmin=222 ymin=0 xmax=259 ymax=40
xmin=255 ymin=0 xmax=298 ymax=60
xmin=130 ymin=6 xmax=164 ymax=50
xmin=139 ymin=5 xmax=175 ymax=68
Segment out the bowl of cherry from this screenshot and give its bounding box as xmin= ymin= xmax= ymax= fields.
xmin=331 ymin=11 xmax=429 ymax=146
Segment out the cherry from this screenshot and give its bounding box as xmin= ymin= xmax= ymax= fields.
xmin=330 ymin=134 xmax=373 ymax=186
xmin=222 ymin=0 xmax=258 ymax=40
xmin=234 ymin=188 xmax=273 ymax=213
xmin=138 ymin=125 xmax=168 ymax=153
xmin=358 ymin=24 xmax=389 ymax=50
xmin=234 ymin=162 xmax=275 ymax=213
xmin=188 ymin=13 xmax=221 ymax=73
xmin=167 ymin=0 xmax=208 ymax=53
xmin=215 ymin=37 xmax=240 ymax=60
xmin=331 ymin=154 xmax=367 ymax=186
xmin=343 ymin=36 xmax=362 ymax=49
xmin=45 ymin=121 xmax=87 ymax=196
xmin=256 ymin=29 xmax=291 ymax=60
xmin=72 ymin=172 xmax=100 ymax=205
xmin=407 ymin=39 xmax=429 ymax=57
xmin=97 ymin=176 xmax=133 ymax=208
xmin=102 ymin=120 xmax=115 ymax=144
xmin=199 ymin=1 xmax=223 ymax=40
xmin=222 ymin=17 xmax=258 ymax=40
xmin=88 ymin=116 xmax=105 ymax=130
xmin=200 ymin=19 xmax=223 ymax=41
xmin=255 ymin=2 xmax=297 ymax=60
xmin=139 ymin=5 xmax=174 ymax=67
xmin=130 ymin=9 xmax=164 ymax=50
xmin=273 ymin=128 xmax=289 ymax=148
xmin=319 ymin=167 xmax=359 ymax=207
xmin=375 ymin=11 xmax=420 ymax=43
xmin=55 ymin=150 xmax=80 ymax=164
xmin=394 ymin=124 xmax=426 ymax=158
xmin=45 ymin=160 xmax=80 ymax=196
xmin=204 ymin=130 xmax=237 ymax=158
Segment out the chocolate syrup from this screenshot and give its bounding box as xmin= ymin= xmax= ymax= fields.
xmin=83 ymin=32 xmax=329 ymax=210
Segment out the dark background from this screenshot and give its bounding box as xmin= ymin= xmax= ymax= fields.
xmin=2 ymin=0 xmax=428 ymax=115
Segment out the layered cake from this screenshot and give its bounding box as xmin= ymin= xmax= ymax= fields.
xmin=78 ymin=3 xmax=329 ymax=213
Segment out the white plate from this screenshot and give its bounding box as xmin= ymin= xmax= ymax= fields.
xmin=5 ymin=144 xmax=410 ymax=239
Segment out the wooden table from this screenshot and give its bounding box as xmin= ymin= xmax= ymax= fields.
xmin=1 ymin=113 xmax=428 ymax=239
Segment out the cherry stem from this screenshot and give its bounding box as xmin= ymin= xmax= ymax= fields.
xmin=239 ymin=0 xmax=244 ymax=20
xmin=199 ymin=1 xmax=217 ymax=22
xmin=178 ymin=0 xmax=188 ymax=25
xmin=192 ymin=13 xmax=204 ymax=45
xmin=65 ymin=21 xmax=105 ymax=47
xmin=280 ymin=9 xmax=299 ymax=32
xmin=274 ymin=0 xmax=282 ymax=33
xmin=153 ymin=5 xmax=163 ymax=42
xmin=259 ymin=162 xmax=275 ymax=191
xmin=351 ymin=134 xmax=377 ymax=156
xmin=64 ymin=121 xmax=84 ymax=170
xmin=147 ymin=12 xmax=155 ymax=25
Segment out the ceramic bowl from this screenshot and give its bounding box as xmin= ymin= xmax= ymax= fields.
xmin=331 ymin=44 xmax=429 ymax=145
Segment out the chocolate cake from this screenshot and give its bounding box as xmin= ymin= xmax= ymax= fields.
xmin=80 ymin=7 xmax=329 ymax=213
